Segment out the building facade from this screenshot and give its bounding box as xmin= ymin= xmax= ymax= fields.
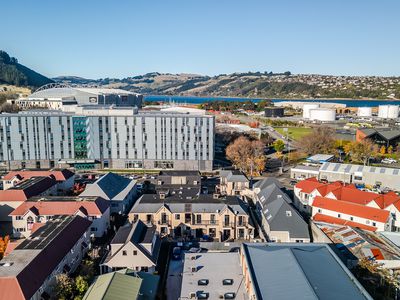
xmin=129 ymin=193 xmax=254 ymax=242
xmin=0 ymin=107 xmax=215 ymax=171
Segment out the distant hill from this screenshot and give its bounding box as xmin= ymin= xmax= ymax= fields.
xmin=0 ymin=50 xmax=53 ymax=87
xmin=54 ymin=71 xmax=400 ymax=99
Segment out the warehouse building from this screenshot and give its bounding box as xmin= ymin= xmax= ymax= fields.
xmin=264 ymin=107 xmax=284 ymax=118
xmin=0 ymin=106 xmax=214 ymax=171
xmin=356 ymin=128 xmax=400 ymax=148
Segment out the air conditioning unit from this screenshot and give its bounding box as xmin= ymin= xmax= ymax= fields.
xmin=160 ymin=193 xmax=166 ymax=200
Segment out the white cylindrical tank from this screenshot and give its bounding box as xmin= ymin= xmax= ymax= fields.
xmin=378 ymin=105 xmax=399 ymax=119
xmin=309 ymin=108 xmax=336 ymax=122
xmin=303 ymin=104 xmax=320 ymax=119
xmin=357 ymin=107 xmax=372 ymax=117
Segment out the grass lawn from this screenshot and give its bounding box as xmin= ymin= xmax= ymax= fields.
xmin=274 ymin=127 xmax=313 ymax=141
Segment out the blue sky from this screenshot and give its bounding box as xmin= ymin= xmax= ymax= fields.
xmin=1 ymin=0 xmax=399 ymax=78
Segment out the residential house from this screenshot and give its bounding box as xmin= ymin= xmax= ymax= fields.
xmin=0 ymin=176 xmax=57 ymax=221
xmin=218 ymin=170 xmax=249 ymax=196
xmin=253 ymin=178 xmax=310 ymax=243
xmin=129 ymin=191 xmax=254 ymax=241
xmin=9 ymin=196 xmax=110 ymax=238
xmin=180 ymin=252 xmax=247 ymax=300
xmin=157 ymin=170 xmax=201 ymax=186
xmin=311 ymin=197 xmax=391 ymax=232
xmin=2 ymin=169 xmax=75 ymax=192
xmin=80 ymin=172 xmax=138 ymax=214
xmin=240 ymin=243 xmax=372 ymax=300
xmin=83 ymin=269 xmax=159 ymax=300
xmin=295 ymin=178 xmax=400 ymax=231
xmin=0 ymin=215 xmax=91 ymax=300
xmin=100 ymin=220 xmax=161 ymax=274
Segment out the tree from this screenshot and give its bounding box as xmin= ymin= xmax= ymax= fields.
xmin=273 ymin=139 xmax=285 ymax=156
xmin=55 ymin=274 xmax=74 ymax=300
xmin=75 ymin=276 xmax=89 ymax=297
xmin=388 ymin=145 xmax=393 ymax=154
xmin=0 ymin=236 xmax=9 ymax=259
xmin=226 ymin=136 xmax=266 ymax=176
xmin=380 ymin=145 xmax=386 ymax=155
xmin=344 ymin=139 xmax=378 ymax=165
xmin=300 ymin=127 xmax=336 ymax=155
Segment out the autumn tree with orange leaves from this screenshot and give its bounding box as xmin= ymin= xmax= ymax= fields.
xmin=226 ymin=136 xmax=266 ymax=176
xmin=0 ymin=236 xmax=10 ymax=259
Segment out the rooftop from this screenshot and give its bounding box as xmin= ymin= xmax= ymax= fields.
xmin=3 ymin=169 xmax=74 ymax=181
xmin=180 ymin=252 xmax=248 ymax=300
xmin=242 ymin=243 xmax=372 ymax=300
xmin=83 ymin=269 xmax=159 ymax=300
xmin=0 ymin=177 xmax=56 ymax=202
xmin=0 ymin=216 xmax=91 ymax=300
xmin=320 ymin=162 xmax=400 ymax=177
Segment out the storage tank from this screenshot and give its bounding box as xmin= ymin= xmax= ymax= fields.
xmin=302 ymin=104 xmax=320 ymax=119
xmin=378 ymin=105 xmax=400 ymax=119
xmin=309 ymin=108 xmax=336 ymax=122
xmin=264 ymin=107 xmax=284 ymax=117
xmin=357 ymin=107 xmax=372 ymax=117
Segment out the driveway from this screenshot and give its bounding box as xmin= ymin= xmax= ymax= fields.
xmin=166 ymin=258 xmax=184 ymax=300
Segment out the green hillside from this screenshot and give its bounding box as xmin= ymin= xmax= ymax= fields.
xmin=0 ymin=50 xmax=53 ymax=87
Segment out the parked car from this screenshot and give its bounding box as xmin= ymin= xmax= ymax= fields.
xmin=172 ymin=247 xmax=182 ymax=260
xmin=382 ymin=158 xmax=397 ymax=164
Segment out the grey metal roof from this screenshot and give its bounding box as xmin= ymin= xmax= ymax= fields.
xmin=81 ymin=173 xmax=137 ymax=201
xmin=243 ymin=243 xmax=372 ymax=300
xmin=130 ymin=194 xmax=248 ymax=215
xmin=320 ymin=162 xmax=400 ymax=177
xmin=220 ymin=170 xmax=249 ymax=183
xmin=255 ymin=179 xmax=309 ymax=239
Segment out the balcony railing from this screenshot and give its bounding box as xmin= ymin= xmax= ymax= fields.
xmin=191 ymin=220 xmax=219 ymax=226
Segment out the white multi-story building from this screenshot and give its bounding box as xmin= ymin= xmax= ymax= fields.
xmin=0 ymin=106 xmax=215 ymax=171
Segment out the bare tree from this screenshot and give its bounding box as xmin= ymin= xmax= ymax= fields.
xmin=300 ymin=127 xmax=336 ymax=155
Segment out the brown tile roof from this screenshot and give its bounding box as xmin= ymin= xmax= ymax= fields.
xmin=3 ymin=169 xmax=74 ymax=182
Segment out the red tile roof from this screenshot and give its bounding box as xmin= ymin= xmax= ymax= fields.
xmin=0 ymin=278 xmax=25 ymax=300
xmin=295 ymin=177 xmax=325 ymax=193
xmin=30 ymin=223 xmax=45 ymax=234
xmin=10 ymin=197 xmax=109 ymax=216
xmin=3 ymin=241 xmax=21 ymax=257
xmin=313 ymin=196 xmax=390 ymax=223
xmin=313 ymin=213 xmax=378 ymax=231
xmin=3 ymin=169 xmax=74 ymax=182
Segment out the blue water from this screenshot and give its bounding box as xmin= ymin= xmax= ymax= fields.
xmin=144 ymin=95 xmax=399 ymax=108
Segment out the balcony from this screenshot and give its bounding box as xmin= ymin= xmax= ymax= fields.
xmin=158 ymin=220 xmax=171 ymax=226
xmin=191 ymin=220 xmax=219 ymax=226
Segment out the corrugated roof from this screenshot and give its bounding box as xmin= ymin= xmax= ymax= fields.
xmin=242 ymin=243 xmax=371 ymax=300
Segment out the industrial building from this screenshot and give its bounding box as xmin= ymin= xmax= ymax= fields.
xmin=356 ymin=128 xmax=400 ymax=148
xmin=378 ymin=105 xmax=399 ymax=119
xmin=11 ymin=83 xmax=143 ymax=110
xmin=291 ymin=162 xmax=400 ymax=191
xmin=357 ymin=107 xmax=373 ymax=117
xmin=0 ymin=106 xmax=215 ymax=171
xmin=264 ymin=107 xmax=284 ymax=117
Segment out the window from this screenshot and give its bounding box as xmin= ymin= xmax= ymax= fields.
xmin=366 ymin=220 xmax=370 ymax=224
xmin=196 ymin=214 xmax=202 ymax=224
xmin=133 ymin=250 xmax=137 ymax=256
xmin=16 ymin=216 xmax=23 ymax=220
xmin=175 ymin=214 xmax=180 ymax=220
xmin=197 ymin=292 xmax=209 ymax=299
xmin=318 ymin=209 xmax=322 ymax=213
xmin=91 ymin=227 xmax=97 ymax=232
xmin=373 ymin=222 xmax=376 ymax=226
xmin=337 ymin=214 xmax=341 ymax=218
xmin=295 ymin=240 xmax=304 ymax=243
xmin=122 ymin=250 xmax=127 ymax=256
xmin=224 ymin=293 xmax=236 ymax=299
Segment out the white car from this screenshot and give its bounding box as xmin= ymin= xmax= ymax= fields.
xmin=382 ymin=158 xmax=397 ymax=164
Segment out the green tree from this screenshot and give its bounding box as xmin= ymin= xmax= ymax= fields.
xmin=55 ymin=273 xmax=74 ymax=300
xmin=273 ymin=139 xmax=285 ymax=155
xmin=344 ymin=139 xmax=378 ymax=165
xmin=75 ymin=275 xmax=89 ymax=296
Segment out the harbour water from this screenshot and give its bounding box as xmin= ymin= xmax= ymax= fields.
xmin=144 ymin=95 xmax=399 ymax=108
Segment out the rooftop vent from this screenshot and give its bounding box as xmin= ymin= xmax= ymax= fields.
xmin=191 ymin=266 xmax=198 ymax=272
xmin=190 ymin=292 xmax=196 ymax=299
xmin=0 ymin=262 xmax=13 ymax=267
xmin=198 ymin=279 xmax=209 ymax=286
xmin=286 ymin=211 xmax=292 ymax=217
xmin=197 ymin=292 xmax=209 ymax=299
xmin=160 ymin=193 xmax=166 ymax=200
xmin=222 ymin=279 xmax=234 ymax=285
xmin=224 ymin=292 xmax=236 ymax=299
xmin=213 ymin=193 xmax=220 ymax=199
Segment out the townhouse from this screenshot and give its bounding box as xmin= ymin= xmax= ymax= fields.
xmin=80 ymin=172 xmax=139 ymax=214
xmin=2 ymin=169 xmax=74 ymax=192
xmin=9 ymin=196 xmax=110 ymax=238
xmin=218 ymin=170 xmax=249 ymax=196
xmin=252 ymin=178 xmax=310 ymax=243
xmin=0 ymin=215 xmax=91 ymax=300
xmin=100 ymin=220 xmax=161 ymax=274
xmin=0 ymin=176 xmax=57 ymax=221
xmin=129 ymin=191 xmax=254 ymax=242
